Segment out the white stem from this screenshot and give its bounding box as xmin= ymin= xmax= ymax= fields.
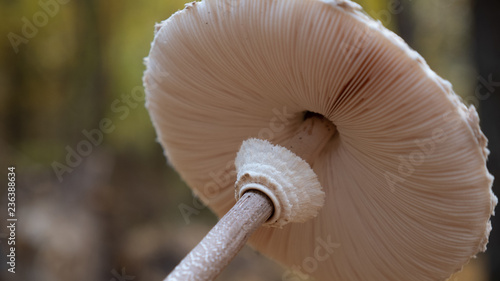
xmin=165 ymin=190 xmax=273 ymax=281
xmin=283 ymin=115 xmax=337 ymax=166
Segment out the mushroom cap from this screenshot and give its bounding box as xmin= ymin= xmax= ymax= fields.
xmin=143 ymin=0 xmax=497 ymax=280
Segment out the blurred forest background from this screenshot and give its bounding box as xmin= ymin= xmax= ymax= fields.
xmin=0 ymin=0 xmax=499 ymax=280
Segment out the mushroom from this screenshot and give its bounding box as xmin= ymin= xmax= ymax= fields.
xmin=143 ymin=0 xmax=497 ymax=280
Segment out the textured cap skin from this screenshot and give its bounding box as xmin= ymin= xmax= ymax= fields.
xmin=143 ymin=0 xmax=497 ymax=280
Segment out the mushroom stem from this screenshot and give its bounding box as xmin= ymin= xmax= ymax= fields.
xmin=165 ymin=190 xmax=273 ymax=281
xmin=165 ymin=116 xmax=335 ymax=281
xmin=283 ymin=115 xmax=337 ymax=166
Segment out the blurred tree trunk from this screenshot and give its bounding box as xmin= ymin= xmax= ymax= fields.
xmin=394 ymin=0 xmax=415 ymax=48
xmin=66 ymin=0 xmax=109 ymax=141
xmin=2 ymin=0 xmax=110 ymax=149
xmin=472 ymin=0 xmax=500 ymax=280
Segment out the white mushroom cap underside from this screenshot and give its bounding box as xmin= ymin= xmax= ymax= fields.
xmin=144 ymin=0 xmax=497 ymax=280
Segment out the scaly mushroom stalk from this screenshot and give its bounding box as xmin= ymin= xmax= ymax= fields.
xmin=165 ymin=116 xmax=336 ymax=281
xmin=165 ymin=190 xmax=272 ymax=281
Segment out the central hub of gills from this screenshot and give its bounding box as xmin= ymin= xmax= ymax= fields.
xmin=235 ymin=116 xmax=337 ymax=227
